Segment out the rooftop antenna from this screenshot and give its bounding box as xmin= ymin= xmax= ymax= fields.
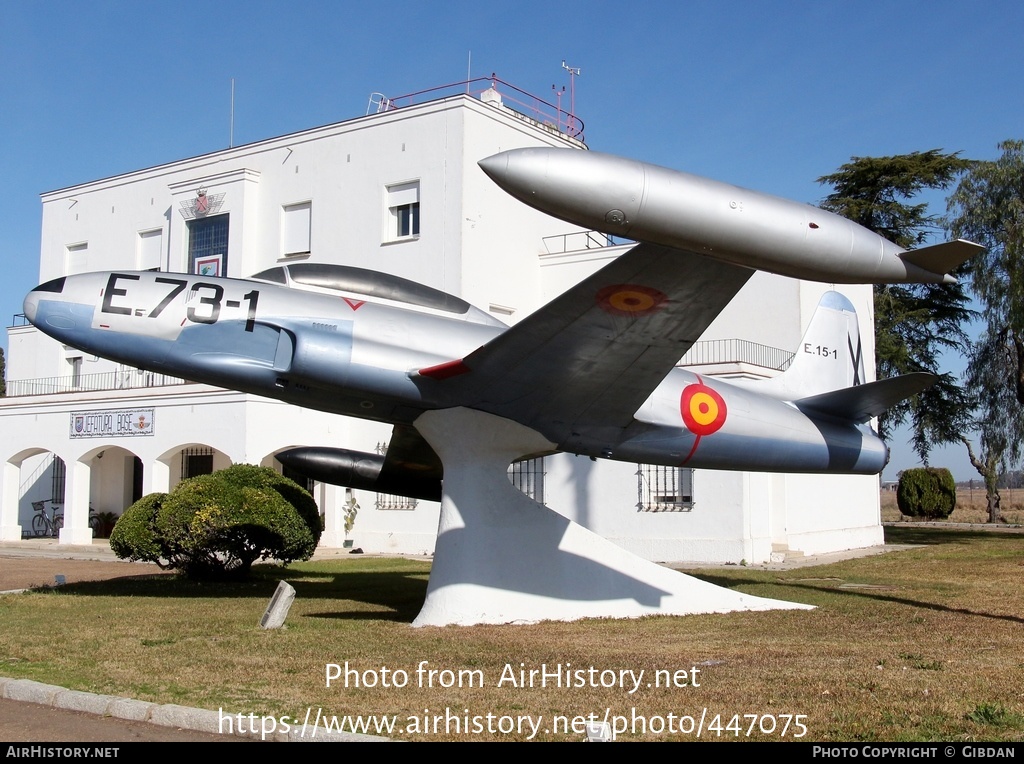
xmin=552 ymin=84 xmax=566 ymax=132
xmin=229 ymin=78 xmax=235 ymax=148
xmin=561 ymin=60 xmax=580 ymax=119
xmin=466 ymin=51 xmax=472 ymax=93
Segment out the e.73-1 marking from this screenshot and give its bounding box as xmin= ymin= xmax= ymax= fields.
xmin=101 ymin=273 xmax=260 ymax=332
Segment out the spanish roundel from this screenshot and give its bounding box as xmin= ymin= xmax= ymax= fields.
xmin=681 ymin=381 xmax=727 ymax=437
xmin=595 ymin=283 xmax=667 ymax=316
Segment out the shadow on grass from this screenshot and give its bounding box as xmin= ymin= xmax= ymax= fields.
xmin=692 ymin=572 xmax=1024 ymax=625
xmin=884 ymin=525 xmax=1023 ymax=546
xmin=31 ymin=525 xmax=1020 ymax=627
xmin=42 ymin=565 xmax=431 ymax=623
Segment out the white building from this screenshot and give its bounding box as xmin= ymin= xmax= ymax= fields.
xmin=0 ymin=78 xmax=882 ymax=562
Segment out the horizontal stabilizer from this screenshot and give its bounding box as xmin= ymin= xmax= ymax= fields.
xmin=899 ymin=239 xmax=984 ymax=278
xmin=793 ymin=372 xmax=936 ymax=423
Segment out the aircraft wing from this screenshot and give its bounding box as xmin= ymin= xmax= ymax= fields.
xmin=419 ymin=243 xmax=754 ymax=443
xmin=378 ymin=424 xmax=444 ymax=495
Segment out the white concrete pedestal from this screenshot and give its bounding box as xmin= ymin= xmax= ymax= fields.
xmin=412 ymin=407 xmax=811 ymax=627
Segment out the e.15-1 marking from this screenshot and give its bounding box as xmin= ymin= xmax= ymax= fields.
xmin=100 ymin=274 xmax=260 ymax=332
xmin=803 ymin=343 xmax=838 ymax=359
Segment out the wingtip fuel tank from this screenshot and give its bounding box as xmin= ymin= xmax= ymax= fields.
xmin=478 ymin=148 xmax=982 ymax=285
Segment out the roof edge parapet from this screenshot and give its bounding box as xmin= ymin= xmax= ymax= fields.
xmin=41 ymin=76 xmax=586 ymax=200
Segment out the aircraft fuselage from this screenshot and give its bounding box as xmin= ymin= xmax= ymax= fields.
xmin=24 ymin=265 xmax=887 ymax=475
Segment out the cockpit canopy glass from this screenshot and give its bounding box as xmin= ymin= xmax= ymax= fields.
xmin=250 ymin=263 xmax=471 ymax=315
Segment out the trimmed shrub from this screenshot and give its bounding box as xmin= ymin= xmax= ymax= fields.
xmin=110 ymin=465 xmax=320 ymax=579
xmin=110 ymin=492 xmax=166 ymax=562
xmin=896 ymin=467 xmax=956 ymax=519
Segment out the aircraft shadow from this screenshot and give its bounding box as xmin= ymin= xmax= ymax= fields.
xmin=694 ymin=573 xmax=1024 ymax=625
xmin=39 ymin=568 xmax=430 ymax=623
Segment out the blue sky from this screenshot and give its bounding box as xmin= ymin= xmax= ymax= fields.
xmin=2 ymin=1 xmax=1021 ymax=479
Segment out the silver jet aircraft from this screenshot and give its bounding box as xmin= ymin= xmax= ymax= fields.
xmin=22 ymin=149 xmax=981 ymax=499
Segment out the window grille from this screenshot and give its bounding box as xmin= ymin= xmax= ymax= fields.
xmin=508 ymin=457 xmax=545 ymax=503
xmin=181 ymin=447 xmax=214 ymax=480
xmin=51 ymin=456 xmax=66 ymax=505
xmin=637 ymin=464 xmax=694 ymax=511
xmin=188 ymin=213 xmax=229 ymax=275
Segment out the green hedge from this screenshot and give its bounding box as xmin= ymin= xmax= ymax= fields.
xmin=896 ymin=467 xmax=957 ymax=519
xmin=110 ymin=465 xmax=321 ymax=579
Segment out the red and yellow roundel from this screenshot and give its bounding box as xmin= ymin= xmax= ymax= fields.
xmin=681 ymin=382 xmax=727 ymax=437
xmin=595 ymin=284 xmax=667 ymax=316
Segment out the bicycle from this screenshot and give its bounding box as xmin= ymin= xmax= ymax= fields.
xmin=30 ymin=500 xmax=63 ymax=538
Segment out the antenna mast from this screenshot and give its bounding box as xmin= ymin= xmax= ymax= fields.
xmin=561 ymin=60 xmax=581 ymax=128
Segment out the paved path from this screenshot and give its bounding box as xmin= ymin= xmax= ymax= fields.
xmin=0 ymin=696 xmax=241 ymax=743
xmin=0 ymin=540 xmax=384 ymax=743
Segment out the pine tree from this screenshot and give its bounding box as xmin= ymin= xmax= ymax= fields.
xmin=817 ymin=151 xmax=974 ymax=457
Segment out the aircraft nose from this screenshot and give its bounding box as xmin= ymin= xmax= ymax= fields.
xmin=23 ymin=277 xmax=67 ymax=325
xmin=478 ymin=152 xmax=510 ymax=186
xmin=23 ymin=292 xmax=38 ymax=323
xmin=478 ymin=148 xmax=550 ymax=200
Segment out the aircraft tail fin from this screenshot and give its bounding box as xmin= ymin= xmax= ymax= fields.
xmin=745 ymin=290 xmax=866 ymax=401
xmin=898 ymin=239 xmax=984 ymax=281
xmin=733 ymin=290 xmax=938 ymax=422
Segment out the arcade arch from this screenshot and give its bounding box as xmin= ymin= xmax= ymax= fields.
xmin=2 ymin=447 xmax=62 ymax=540
xmin=155 ymin=443 xmax=233 ymax=494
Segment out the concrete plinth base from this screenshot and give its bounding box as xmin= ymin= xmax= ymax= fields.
xmin=58 ymin=527 xmax=94 ymax=545
xmin=0 ymin=525 xmax=23 ymax=541
xmin=412 ymin=407 xmax=811 ymax=627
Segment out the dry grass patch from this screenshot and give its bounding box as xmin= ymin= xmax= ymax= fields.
xmin=1 ymin=529 xmax=1022 ymax=741
xmin=881 ymin=488 xmax=1024 ymax=524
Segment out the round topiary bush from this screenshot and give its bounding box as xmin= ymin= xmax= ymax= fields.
xmin=110 ymin=465 xmax=321 ymax=579
xmin=896 ymin=467 xmax=956 ymax=519
xmin=109 ymin=492 xmax=166 ymax=563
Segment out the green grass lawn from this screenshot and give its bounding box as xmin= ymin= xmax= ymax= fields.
xmin=2 ymin=526 xmax=1022 ymax=741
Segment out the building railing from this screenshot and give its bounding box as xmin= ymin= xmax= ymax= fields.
xmin=4 ymin=341 xmax=793 ymax=398
xmin=370 ymin=75 xmax=585 ymax=141
xmin=542 ymin=231 xmax=633 ymax=254
xmin=680 ymin=339 xmax=794 ymax=372
xmin=6 ymin=370 xmax=189 ymax=397
xmin=10 ymin=313 xmax=29 ymax=327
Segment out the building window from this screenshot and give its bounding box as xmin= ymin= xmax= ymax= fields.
xmin=137 ymin=229 xmax=163 ymax=271
xmin=637 ymin=465 xmax=694 ymax=512
xmin=51 ymin=456 xmax=66 ymax=505
xmin=66 ymin=243 xmax=88 ymax=274
xmin=132 ymin=457 xmax=144 ymax=504
xmin=181 ymin=447 xmax=214 ymax=480
xmin=385 ymin=181 xmax=420 ymax=241
xmin=375 ymin=492 xmax=418 ymax=511
xmin=187 ymin=214 xmax=229 ymax=276
xmin=396 ymin=203 xmax=419 ymax=237
xmin=508 ymin=457 xmax=545 ymax=503
xmin=281 ymin=202 xmax=311 ymax=257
